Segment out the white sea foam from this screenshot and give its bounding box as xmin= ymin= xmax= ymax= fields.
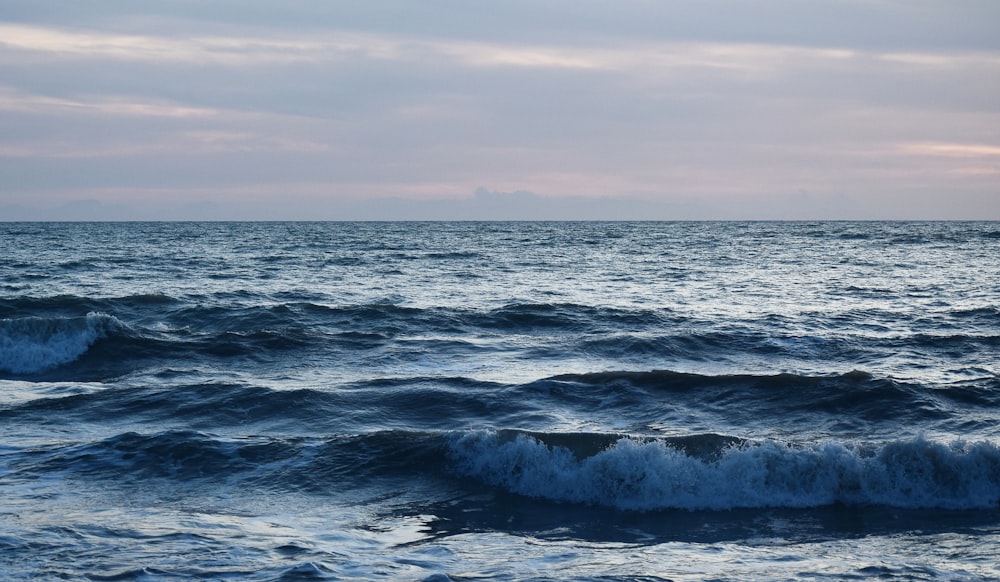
xmin=447 ymin=431 xmax=1000 ymax=511
xmin=0 ymin=312 xmax=127 ymax=374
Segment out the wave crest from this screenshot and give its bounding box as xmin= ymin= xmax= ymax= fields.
xmin=446 ymin=431 xmax=1000 ymax=511
xmin=0 ymin=312 xmax=128 ymax=374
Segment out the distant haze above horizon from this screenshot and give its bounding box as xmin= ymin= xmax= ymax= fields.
xmin=1 ymin=1 xmax=999 ymax=220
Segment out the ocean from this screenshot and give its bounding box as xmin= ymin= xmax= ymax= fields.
xmin=1 ymin=220 xmax=999 ymax=581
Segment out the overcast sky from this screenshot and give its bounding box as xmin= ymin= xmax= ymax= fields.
xmin=1 ymin=0 xmax=998 ymax=220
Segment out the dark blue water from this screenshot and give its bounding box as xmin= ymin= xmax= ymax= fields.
xmin=2 ymin=221 xmax=999 ymax=580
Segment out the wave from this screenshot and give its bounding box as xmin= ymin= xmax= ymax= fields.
xmin=11 ymin=297 xmax=674 ymax=334
xmin=0 ymin=294 xmax=178 ymax=320
xmin=2 ymin=294 xmax=994 ymax=359
xmin=474 ymin=303 xmax=673 ymax=332
xmin=446 ymin=430 xmax=1000 ymax=511
xmin=4 ymin=369 xmax=997 ymax=436
xmin=525 ymin=370 xmax=999 ymax=428
xmin=0 ymin=313 xmax=129 ymax=374
xmin=0 ymin=377 xmax=528 ymax=433
xmin=10 ymin=428 xmax=1000 ymax=512
xmin=8 ymin=430 xmax=442 ymax=493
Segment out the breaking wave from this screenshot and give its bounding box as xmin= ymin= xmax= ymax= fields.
xmin=13 ymin=428 xmax=1000 ymax=512
xmin=447 ymin=430 xmax=1000 ymax=511
xmin=0 ymin=313 xmax=129 ymax=374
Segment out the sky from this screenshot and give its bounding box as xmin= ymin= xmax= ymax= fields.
xmin=1 ymin=0 xmax=999 ymax=220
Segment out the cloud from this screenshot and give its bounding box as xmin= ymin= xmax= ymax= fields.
xmin=900 ymin=143 xmax=1000 ymax=158
xmin=0 ymin=23 xmax=397 ymax=66
xmin=0 ymin=21 xmax=940 ymax=76
xmin=879 ymin=52 xmax=1000 ymax=68
xmin=0 ymin=86 xmax=221 ymax=118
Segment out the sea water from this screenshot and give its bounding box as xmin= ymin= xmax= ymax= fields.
xmin=1 ymin=221 xmax=999 ymax=580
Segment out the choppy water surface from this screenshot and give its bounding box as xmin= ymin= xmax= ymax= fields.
xmin=1 ymin=221 xmax=999 ymax=580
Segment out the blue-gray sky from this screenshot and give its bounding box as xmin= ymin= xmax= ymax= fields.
xmin=1 ymin=0 xmax=998 ymax=220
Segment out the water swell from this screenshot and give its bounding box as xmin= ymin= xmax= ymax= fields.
xmin=7 ymin=430 xmax=445 ymax=493
xmin=446 ymin=431 xmax=1000 ymax=511
xmin=281 ymin=301 xmax=675 ymax=335
xmin=4 ymin=294 xmax=995 ymax=380
xmin=4 ymin=370 xmax=996 ymax=435
xmin=0 ymin=377 xmax=530 ymax=433
xmin=527 ymin=370 xmax=996 ymax=426
xmin=13 ymin=430 xmax=307 ymax=483
xmin=0 ymin=294 xmax=178 ymax=320
xmin=476 ymin=303 xmax=673 ymax=332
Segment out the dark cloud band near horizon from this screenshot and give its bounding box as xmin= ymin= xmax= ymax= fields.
xmin=1 ymin=1 xmax=998 ymax=220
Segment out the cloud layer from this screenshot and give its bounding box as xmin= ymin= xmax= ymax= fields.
xmin=1 ymin=1 xmax=998 ymax=219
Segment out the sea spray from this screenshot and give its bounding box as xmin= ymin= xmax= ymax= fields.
xmin=0 ymin=313 xmax=127 ymax=374
xmin=447 ymin=431 xmax=1000 ymax=510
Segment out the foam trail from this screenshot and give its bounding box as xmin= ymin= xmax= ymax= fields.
xmin=0 ymin=312 xmax=126 ymax=374
xmin=447 ymin=431 xmax=1000 ymax=511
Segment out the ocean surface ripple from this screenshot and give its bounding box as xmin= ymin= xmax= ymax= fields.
xmin=1 ymin=221 xmax=999 ymax=580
